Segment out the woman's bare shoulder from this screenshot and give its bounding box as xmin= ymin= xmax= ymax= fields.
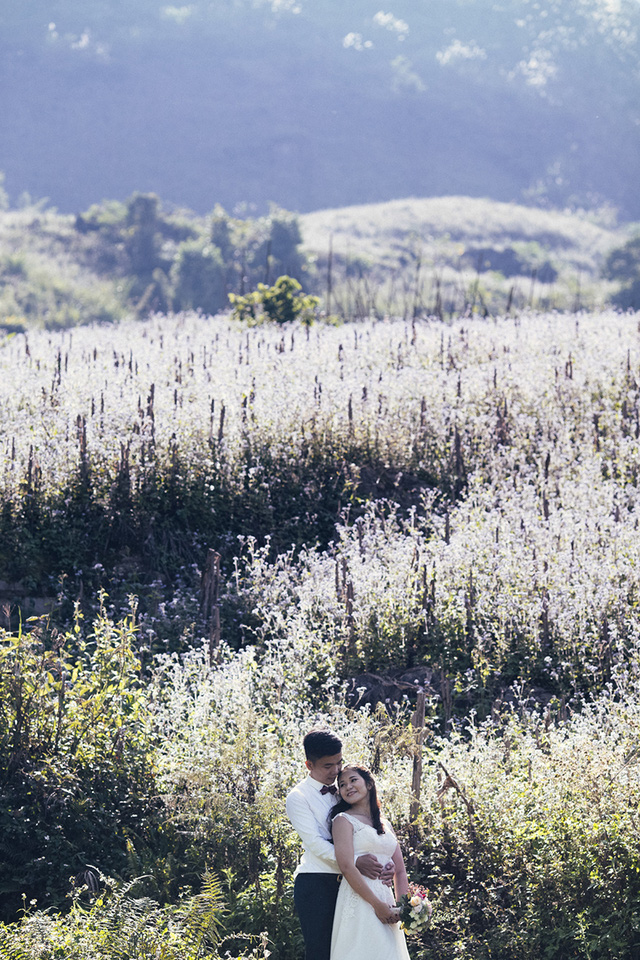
xmin=333 ymin=811 xmax=355 ymax=827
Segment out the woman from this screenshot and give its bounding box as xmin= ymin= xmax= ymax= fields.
xmin=329 ymin=765 xmax=411 ymax=960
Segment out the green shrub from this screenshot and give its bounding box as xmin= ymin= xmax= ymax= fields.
xmin=408 ymin=694 xmax=640 ymax=959
xmin=229 ymin=275 xmax=319 ymax=324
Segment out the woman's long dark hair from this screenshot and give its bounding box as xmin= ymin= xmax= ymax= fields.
xmin=329 ymin=765 xmax=385 ymax=834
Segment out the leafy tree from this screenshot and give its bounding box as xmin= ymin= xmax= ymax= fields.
xmin=135 ymin=266 xmax=173 ymax=317
xmin=125 ymin=193 xmax=163 ymax=279
xmin=234 ymin=210 xmax=306 ymax=290
xmin=210 ymin=206 xmax=234 ymax=263
xmin=603 ymin=234 xmax=640 ymax=309
xmin=262 ymin=209 xmax=305 ymax=284
xmin=171 ymin=240 xmax=227 ymax=315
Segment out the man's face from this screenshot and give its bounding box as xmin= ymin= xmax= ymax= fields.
xmin=306 ymin=751 xmax=343 ymax=786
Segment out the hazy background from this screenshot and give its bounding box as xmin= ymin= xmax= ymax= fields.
xmin=1 ymin=0 xmax=639 ymax=219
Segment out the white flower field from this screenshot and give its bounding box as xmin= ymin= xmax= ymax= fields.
xmin=2 ymin=308 xmax=640 ymax=959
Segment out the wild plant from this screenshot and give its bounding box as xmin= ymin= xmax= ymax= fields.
xmin=0 ymin=598 xmax=157 ymax=919
xmin=0 ymin=870 xmax=226 ymax=960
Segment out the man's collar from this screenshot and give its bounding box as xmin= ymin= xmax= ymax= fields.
xmin=307 ymin=775 xmax=333 ymax=793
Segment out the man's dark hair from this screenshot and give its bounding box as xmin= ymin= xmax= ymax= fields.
xmin=303 ymin=729 xmax=342 ymax=762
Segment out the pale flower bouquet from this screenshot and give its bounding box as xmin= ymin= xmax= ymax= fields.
xmin=396 ymin=884 xmax=433 ymax=933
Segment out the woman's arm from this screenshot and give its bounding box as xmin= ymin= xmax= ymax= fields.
xmin=391 ymin=843 xmax=409 ymax=900
xmin=332 ymin=816 xmax=399 ymax=924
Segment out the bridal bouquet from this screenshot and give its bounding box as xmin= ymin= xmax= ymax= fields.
xmin=397 ymin=885 xmax=432 ymax=933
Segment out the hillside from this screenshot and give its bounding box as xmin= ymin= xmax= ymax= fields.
xmin=300 ymin=195 xmax=634 ymax=316
xmin=1 ymin=0 xmax=639 ymax=218
xmin=300 ymin=196 xmax=623 ymax=271
xmin=0 ymin=194 xmax=632 ymax=329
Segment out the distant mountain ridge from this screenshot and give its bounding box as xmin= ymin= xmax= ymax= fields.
xmin=0 ymin=0 xmax=638 ymax=219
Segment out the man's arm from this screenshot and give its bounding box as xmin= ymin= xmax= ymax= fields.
xmin=285 ymin=790 xmax=395 ymax=884
xmin=285 ymin=790 xmax=338 ymax=868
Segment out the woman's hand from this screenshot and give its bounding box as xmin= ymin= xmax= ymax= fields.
xmin=379 ymin=860 xmax=395 ymax=888
xmin=374 ymin=902 xmax=400 ymax=925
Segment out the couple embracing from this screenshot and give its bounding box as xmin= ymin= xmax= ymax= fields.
xmin=286 ymin=730 xmax=411 ymax=960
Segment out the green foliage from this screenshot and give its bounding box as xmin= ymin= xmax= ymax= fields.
xmin=0 ymin=247 xmax=122 ymax=328
xmin=125 ymin=193 xmax=163 ymax=280
xmin=75 ymin=199 xmax=128 ymax=235
xmin=229 ymin=275 xmax=319 ymax=324
xmin=603 ymin=234 xmax=640 ymax=282
xmin=3 ymin=309 xmax=640 ymax=956
xmin=0 ymin=870 xmax=227 ymax=959
xmin=69 ymin=195 xmax=311 ymax=320
xmin=0 ymin=194 xmax=627 ymax=330
xmin=0 ymin=601 xmax=158 ymax=920
xmin=3 ymin=593 xmax=640 ymax=954
xmin=171 ymin=240 xmax=227 ymax=315
xmin=603 ymin=234 xmax=640 ymax=309
xmin=408 ymin=696 xmax=640 ymax=959
xmin=252 ymin=209 xmax=305 ymax=285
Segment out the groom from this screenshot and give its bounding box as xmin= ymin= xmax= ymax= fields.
xmin=286 ymin=729 xmax=394 ymax=960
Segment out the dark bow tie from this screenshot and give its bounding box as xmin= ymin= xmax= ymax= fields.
xmin=320 ymin=785 xmax=337 ymax=795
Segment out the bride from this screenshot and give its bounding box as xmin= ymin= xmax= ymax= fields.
xmin=329 ymin=765 xmax=411 ymax=960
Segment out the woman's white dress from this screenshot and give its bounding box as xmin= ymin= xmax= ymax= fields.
xmin=330 ymin=812 xmax=411 ymax=960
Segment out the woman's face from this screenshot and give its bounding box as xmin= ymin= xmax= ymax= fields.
xmin=338 ymin=769 xmax=370 ymax=805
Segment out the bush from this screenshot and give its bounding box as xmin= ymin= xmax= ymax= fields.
xmin=408 ymin=687 xmax=640 ymax=959
xmin=603 ymin=234 xmax=640 ymax=308
xmin=229 ymin=275 xmax=319 ymax=324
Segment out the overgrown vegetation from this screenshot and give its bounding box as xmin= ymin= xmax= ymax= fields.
xmin=0 ymin=192 xmax=637 ymax=330
xmin=603 ymin=232 xmax=640 ymax=309
xmin=2 ymin=309 xmax=640 ymax=958
xmin=0 ymin=195 xmax=307 ymax=327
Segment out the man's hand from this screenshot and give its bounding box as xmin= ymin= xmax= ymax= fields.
xmin=355 ymin=855 xmax=395 ymax=887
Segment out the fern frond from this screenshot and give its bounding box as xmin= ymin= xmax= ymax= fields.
xmin=175 ymin=869 xmax=226 ymax=956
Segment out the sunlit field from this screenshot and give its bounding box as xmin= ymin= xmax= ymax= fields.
xmin=2 ymin=308 xmax=640 ymax=959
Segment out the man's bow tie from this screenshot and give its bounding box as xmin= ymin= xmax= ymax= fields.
xmin=320 ymin=784 xmax=337 ymax=795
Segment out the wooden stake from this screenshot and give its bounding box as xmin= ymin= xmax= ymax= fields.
xmin=200 ymin=549 xmax=221 ymax=665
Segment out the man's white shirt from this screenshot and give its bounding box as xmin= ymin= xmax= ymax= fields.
xmin=286 ymin=775 xmax=340 ymax=876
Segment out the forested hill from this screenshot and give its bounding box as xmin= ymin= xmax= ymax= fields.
xmin=1 ymin=0 xmax=639 ymax=219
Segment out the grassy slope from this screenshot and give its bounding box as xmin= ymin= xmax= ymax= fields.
xmin=0 ymin=208 xmax=123 ymax=327
xmin=299 ymin=195 xmax=631 ymax=314
xmin=299 ymin=195 xmax=626 ymax=271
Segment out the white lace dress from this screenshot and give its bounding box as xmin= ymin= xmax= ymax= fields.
xmin=330 ymin=812 xmax=411 ymax=960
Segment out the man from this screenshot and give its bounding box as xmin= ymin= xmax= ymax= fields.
xmin=286 ymin=729 xmax=393 ymax=960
